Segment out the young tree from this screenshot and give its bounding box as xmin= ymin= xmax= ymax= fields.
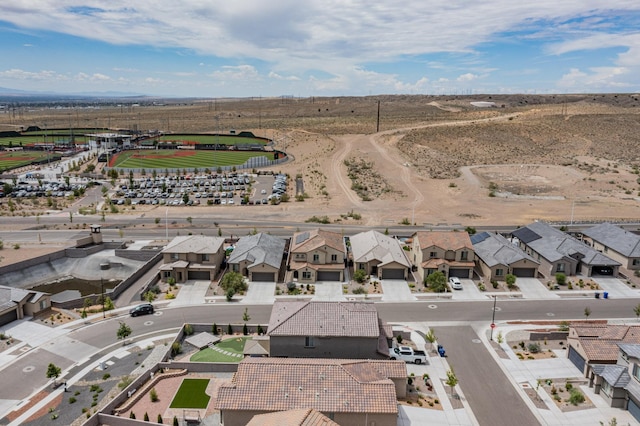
xmin=505 ymin=274 xmax=517 ymax=289
xmin=117 ymin=321 xmax=132 ymax=343
xmin=555 ymin=273 xmax=567 ymax=286
xmin=445 ymin=367 xmax=458 ymax=397
xmin=220 ymin=272 xmax=247 ymax=301
xmin=426 ymin=271 xmax=447 ymax=293
xmin=353 ymin=269 xmax=367 ymax=284
xmin=46 ymin=363 xmax=62 ymax=385
xmin=634 ymin=303 xmax=640 ymax=321
xmin=242 ymin=307 xmax=251 ymax=322
xmin=584 ymin=307 xmax=592 ymax=321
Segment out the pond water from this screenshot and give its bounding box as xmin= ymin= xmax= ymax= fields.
xmin=31 ymin=277 xmax=120 ymax=296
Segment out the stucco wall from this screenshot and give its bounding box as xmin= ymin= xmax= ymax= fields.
xmin=269 ymin=336 xmax=382 ymax=359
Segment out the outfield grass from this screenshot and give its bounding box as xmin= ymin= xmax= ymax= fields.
xmin=0 ymin=151 xmax=51 ymax=170
xmin=111 ymin=150 xmax=270 ymax=169
xmin=169 ymin=378 xmax=211 ymax=409
xmin=159 ymin=134 xmax=266 ymax=145
xmin=190 ymin=337 xmax=250 ymax=363
xmin=0 ymin=135 xmax=90 ymax=146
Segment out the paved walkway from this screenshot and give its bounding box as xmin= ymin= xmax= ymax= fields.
xmin=312 ymin=282 xmax=346 ymax=301
xmin=241 ymin=282 xmax=276 ymax=304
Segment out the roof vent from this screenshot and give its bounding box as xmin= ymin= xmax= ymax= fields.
xmin=299 ymin=386 xmax=303 ymax=391
xmin=285 ymin=393 xmax=289 ymax=398
xmin=315 ymin=392 xmax=320 ymax=398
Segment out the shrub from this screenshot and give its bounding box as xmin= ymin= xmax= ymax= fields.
xmin=352 ymin=286 xmax=367 ymax=294
xmin=183 ymin=323 xmax=194 ymax=336
xmin=227 ymin=323 xmax=233 ymax=335
xmin=102 ymin=373 xmax=111 ymax=380
xmin=69 ymin=397 xmax=77 ymax=404
xmin=243 ymin=323 xmax=248 ymax=335
xmin=150 ymin=388 xmax=158 ymax=402
xmin=212 ymin=323 xmax=218 ymax=335
xmin=144 ymin=412 xmax=150 ymax=421
xmin=257 ymin=324 xmax=264 ymax=334
xmin=158 ymin=413 xmax=164 ymax=423
xmin=396 ymin=335 xmax=403 ymax=344
xmin=565 ymin=382 xmax=573 ymax=391
xmin=173 ymin=416 xmax=179 ymax=426
xmin=353 ymin=269 xmax=367 ymax=284
xmin=569 ymin=388 xmax=585 ymax=405
xmin=555 ymin=273 xmax=566 ymax=285
xmin=528 ymin=343 xmax=541 ymax=353
xmin=170 ymin=342 xmax=182 ymax=357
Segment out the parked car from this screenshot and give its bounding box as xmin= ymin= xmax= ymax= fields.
xmin=448 ymin=277 xmax=463 ymax=290
xmin=389 ymin=345 xmax=428 ymax=364
xmin=129 ymin=303 xmax=154 ymax=317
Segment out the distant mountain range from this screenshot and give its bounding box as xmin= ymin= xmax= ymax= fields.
xmin=0 ymin=86 xmax=148 ymax=101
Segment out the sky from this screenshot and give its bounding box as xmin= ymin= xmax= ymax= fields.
xmin=0 ymin=1 xmax=639 ymax=98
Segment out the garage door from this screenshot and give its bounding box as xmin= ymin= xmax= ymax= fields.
xmin=449 ymin=268 xmax=470 ymax=279
xmin=381 ymin=269 xmax=405 ymax=280
xmin=317 ymin=271 xmax=341 ymax=281
xmin=592 ymin=266 xmax=614 ymax=276
xmin=0 ymin=309 xmax=18 ymax=327
xmin=188 ymin=271 xmax=211 ymax=280
xmin=568 ymin=346 xmax=586 ymax=373
xmin=252 ymin=272 xmax=275 ymax=282
xmin=512 ymin=268 xmax=536 ymax=278
xmin=629 ymin=398 xmax=640 ymax=422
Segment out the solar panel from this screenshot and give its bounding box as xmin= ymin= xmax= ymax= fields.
xmin=295 ymin=232 xmax=310 ymax=245
xmin=470 ymin=232 xmax=491 ymax=245
xmin=512 ymin=227 xmax=541 ymax=244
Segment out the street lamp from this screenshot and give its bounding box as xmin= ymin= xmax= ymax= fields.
xmin=490 ymin=295 xmax=497 ymax=341
xmin=101 ymin=278 xmax=105 ymax=318
xmin=165 ymin=207 xmax=169 ymax=241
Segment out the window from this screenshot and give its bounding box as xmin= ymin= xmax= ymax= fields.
xmin=601 ymin=380 xmax=612 ymax=396
xmin=39 ymin=299 xmax=48 ymax=310
xmin=170 ymin=253 xmax=179 ymax=260
xmin=460 ymin=251 xmax=468 ymax=261
xmin=495 ymin=269 xmax=504 ymax=276
xmin=295 ymin=253 xmax=304 ymax=259
xmin=633 ymin=364 xmax=640 ymax=382
xmin=202 ymin=253 xmax=209 ymax=262
xmin=604 ymin=247 xmax=608 ymax=253
xmin=232 ymin=264 xmax=239 ymax=272
xmin=305 ymin=336 xmax=315 ymax=347
xmin=302 ymin=271 xmax=312 ymax=279
xmin=331 ymin=254 xmax=338 ymax=262
xmin=163 ymin=271 xmax=172 ymax=278
xmin=313 ymin=254 xmax=320 ymax=262
xmin=429 ymin=251 xmax=437 ymax=258
xmin=556 ymin=263 xmax=565 ymax=273
xmin=358 ymin=263 xmax=366 ymax=270
xmin=633 ymin=259 xmax=640 ymax=266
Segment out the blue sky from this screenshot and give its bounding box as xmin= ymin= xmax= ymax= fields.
xmin=1 ymin=1 xmax=639 ymax=97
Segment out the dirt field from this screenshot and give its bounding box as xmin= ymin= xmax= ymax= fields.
xmin=1 ymin=94 xmax=639 ymax=227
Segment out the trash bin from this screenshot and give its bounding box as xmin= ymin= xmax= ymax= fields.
xmin=604 ymin=292 xmax=609 ymax=299
xmin=595 ymin=292 xmax=600 ymax=299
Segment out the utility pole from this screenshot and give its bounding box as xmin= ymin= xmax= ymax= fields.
xmin=376 ymin=100 xmax=380 ymax=132
xmin=490 ymin=296 xmax=497 ymax=340
xmin=101 ymin=278 xmax=105 ymax=318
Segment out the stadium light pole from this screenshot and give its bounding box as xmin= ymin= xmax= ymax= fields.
xmin=165 ymin=207 xmax=169 ymax=241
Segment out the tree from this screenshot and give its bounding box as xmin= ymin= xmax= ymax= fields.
xmin=584 ymin=307 xmax=592 ymax=321
xmin=157 ymin=413 xmax=163 ymax=423
xmin=505 ymin=274 xmax=517 ymax=289
xmin=353 ymin=269 xmax=367 ymax=284
xmin=555 ymin=273 xmax=567 ymax=286
xmin=445 ymin=367 xmax=458 ymax=397
xmin=46 ymin=363 xmax=61 ymax=385
xmin=117 ymin=321 xmax=132 ymax=343
xmin=425 ymin=328 xmax=437 ymax=344
xmin=104 ymin=297 xmax=114 ymax=311
xmin=634 ymin=303 xmax=640 ymax=321
xmin=242 ymin=308 xmax=251 ymax=322
xmin=186 ymin=216 xmax=193 ymax=225
xmin=220 ymin=272 xmax=247 ymax=300
xmin=426 ymin=271 xmax=447 ymax=293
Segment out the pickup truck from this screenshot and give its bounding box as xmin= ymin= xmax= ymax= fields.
xmin=389 ymin=345 xmax=428 ymax=364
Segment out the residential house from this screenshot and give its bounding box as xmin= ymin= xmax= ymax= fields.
xmin=159 ymin=235 xmax=225 ymax=283
xmin=289 ymin=229 xmax=346 ymax=283
xmin=228 ymin=233 xmax=286 ymax=282
xmin=512 ymin=222 xmax=620 ymax=278
xmin=246 ymin=408 xmax=339 ymax=426
xmin=267 ymin=300 xmax=391 ymax=359
xmin=410 ymin=231 xmax=475 ymax=282
xmin=0 ymin=285 xmax=50 ymax=327
xmin=215 ymin=357 xmax=407 ymax=426
xmin=581 ymin=223 xmax=640 ymax=271
xmin=567 ymin=325 xmax=640 ymax=378
xmin=350 ymin=230 xmax=411 ymax=280
xmin=471 ymin=232 xmax=540 ymax=280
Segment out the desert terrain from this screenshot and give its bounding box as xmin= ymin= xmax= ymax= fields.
xmin=1 ymin=94 xmax=640 ymax=229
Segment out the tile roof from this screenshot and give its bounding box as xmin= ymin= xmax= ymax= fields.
xmin=513 ymin=221 xmax=620 ymax=266
xmin=350 ymin=231 xmax=410 ymax=268
xmin=472 ymin=232 xmax=539 ymax=268
xmin=618 ymin=343 xmax=640 ymax=360
xmin=420 ymin=258 xmax=474 ymax=269
xmin=215 ymin=358 xmax=405 ymax=414
xmin=0 ymin=286 xmax=48 ymax=312
xmin=288 ymin=261 xmax=344 ymax=272
xmin=246 ymin=408 xmax=339 ymax=426
xmin=228 ymin=233 xmax=286 ymax=269
xmin=413 ymin=231 xmax=474 ymax=251
xmin=162 ymin=235 xmax=225 ymax=254
xmin=582 ymin=223 xmax=640 ymax=258
xmin=290 ymin=229 xmax=345 ymax=254
xmin=592 ymin=364 xmax=631 ymax=388
xmin=571 ymin=325 xmax=640 ymax=361
xmin=267 ymin=301 xmax=381 ymax=338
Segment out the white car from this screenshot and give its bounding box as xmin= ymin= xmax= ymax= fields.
xmin=448 ymin=277 xmax=463 ymax=290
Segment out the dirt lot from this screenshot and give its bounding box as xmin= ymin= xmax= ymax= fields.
xmin=2 ymin=94 xmax=640 ymax=227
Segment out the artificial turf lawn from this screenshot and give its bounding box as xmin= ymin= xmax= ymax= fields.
xmin=169 ymin=378 xmax=211 ymax=409
xmin=111 ymin=150 xmax=269 ymax=169
xmin=189 ymin=337 xmax=250 ymax=363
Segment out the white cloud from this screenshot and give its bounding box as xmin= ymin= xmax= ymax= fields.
xmin=457 ymin=73 xmax=479 ymax=82
xmin=0 ymin=68 xmax=63 ymax=80
xmin=268 ymin=71 xmax=300 ymax=81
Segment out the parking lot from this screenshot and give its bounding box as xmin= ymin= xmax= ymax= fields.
xmin=0 ymin=180 xmax=88 ymax=199
xmin=109 ymin=172 xmax=288 ymax=207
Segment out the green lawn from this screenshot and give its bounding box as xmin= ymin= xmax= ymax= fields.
xmin=0 ymin=135 xmax=90 ymax=146
xmin=169 ymin=378 xmax=211 ymax=409
xmin=110 ymin=150 xmax=271 ymax=169
xmin=0 ymin=151 xmax=52 ymax=171
xmin=159 ymin=134 xmax=267 ymax=145
xmin=190 ymin=336 xmax=251 ymax=363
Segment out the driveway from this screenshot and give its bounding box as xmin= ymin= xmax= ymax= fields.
xmin=168 ymin=280 xmax=210 ymax=306
xmin=517 ymin=278 xmax=560 ymax=300
xmin=312 ymin=282 xmax=346 ymax=301
xmin=241 ymin=281 xmax=276 ymax=304
xmin=450 ymin=279 xmax=487 ymax=301
xmin=592 ymin=277 xmax=639 ymax=299
xmin=380 ymin=280 xmax=417 ymax=301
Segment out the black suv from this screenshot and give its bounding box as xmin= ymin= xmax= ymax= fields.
xmin=129 ymin=303 xmax=154 ymax=317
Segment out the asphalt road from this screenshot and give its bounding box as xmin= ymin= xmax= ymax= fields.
xmin=436 ymin=326 xmax=540 ymax=426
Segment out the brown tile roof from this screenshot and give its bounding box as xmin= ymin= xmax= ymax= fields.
xmin=246 ymin=408 xmax=339 ymax=426
xmin=414 ymin=231 xmax=473 ymax=251
xmin=291 ymin=229 xmax=345 ymax=254
xmin=571 ymin=325 xmax=640 ymax=362
xmin=215 ymin=358 xmax=405 ymax=413
xmin=289 ymin=261 xmax=345 ymax=272
xmin=420 ymin=259 xmax=475 ymax=269
xmin=267 ymin=301 xmax=380 ymax=338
